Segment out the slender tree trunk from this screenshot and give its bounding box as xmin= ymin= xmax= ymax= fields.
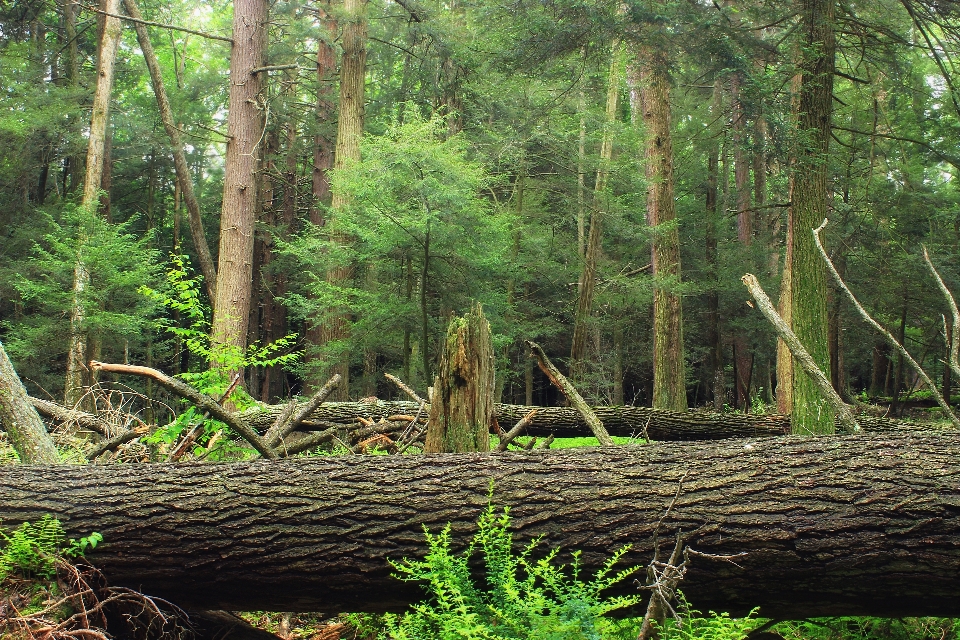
xmin=123 ymin=0 xmax=218 ymax=301
xmin=706 ymin=80 xmax=724 ymax=410
xmin=945 ymin=316 xmax=953 ymax=405
xmin=313 ymin=0 xmax=368 ymax=399
xmin=65 ymin=0 xmax=122 ymax=409
xmin=637 ymin=45 xmax=686 ymax=411
xmin=570 ymin=43 xmax=621 ymax=380
xmin=210 ymin=0 xmax=268 ymax=373
xmin=731 ymin=73 xmax=753 ymax=411
xmin=785 ymin=0 xmax=835 ymax=434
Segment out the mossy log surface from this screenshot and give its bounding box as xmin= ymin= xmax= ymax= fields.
xmin=243 ymin=400 xmax=906 ymax=441
xmin=2 ymin=432 xmax=960 ymax=618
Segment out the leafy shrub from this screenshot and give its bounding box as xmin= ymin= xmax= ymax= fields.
xmin=0 ymin=515 xmax=101 ymax=582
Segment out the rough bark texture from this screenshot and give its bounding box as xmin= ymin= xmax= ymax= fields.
xmin=788 ymin=0 xmax=835 ymax=434
xmin=0 ymin=342 xmax=59 ymax=463
xmin=124 ymin=0 xmax=217 ymax=302
xmin=425 ymin=305 xmax=493 ymax=453
xmin=210 ymin=0 xmax=267 ymax=364
xmin=242 ymin=400 xmax=908 ymax=441
xmin=4 ymin=433 xmax=960 ymax=619
xmin=637 ymin=45 xmax=686 ymax=411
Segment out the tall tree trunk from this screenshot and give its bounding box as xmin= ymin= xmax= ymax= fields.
xmin=123 ymin=0 xmax=218 ymax=302
xmin=706 ymin=80 xmax=724 ymax=410
xmin=731 ymin=73 xmax=753 ymax=411
xmin=570 ymin=43 xmax=621 ymax=380
xmin=5 ymin=433 xmax=960 ymax=620
xmin=312 ymin=0 xmax=368 ymax=399
xmin=637 ymin=45 xmax=686 ymax=411
xmin=785 ymin=0 xmax=835 ymax=434
xmin=210 ymin=0 xmax=268 ymax=373
xmin=424 ymin=305 xmax=493 ymax=453
xmin=65 ymin=0 xmax=122 ymax=409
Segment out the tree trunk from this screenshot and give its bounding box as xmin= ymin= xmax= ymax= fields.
xmin=65 ymin=0 xmax=122 ymax=409
xmin=4 ymin=433 xmax=960 ymax=619
xmin=786 ymin=0 xmax=835 ymax=434
xmin=570 ymin=42 xmax=621 ymax=380
xmin=0 ymin=342 xmax=59 ymax=463
xmin=705 ymin=80 xmax=724 ymax=410
xmin=210 ymin=0 xmax=267 ymax=370
xmin=311 ymin=0 xmax=368 ymax=399
xmin=241 ymin=399 xmax=906 ymax=441
xmin=637 ymin=45 xmax=686 ymax=411
xmin=123 ymin=0 xmax=218 ymax=302
xmin=731 ymin=73 xmax=753 ymax=411
xmin=424 ymin=304 xmax=493 ymax=453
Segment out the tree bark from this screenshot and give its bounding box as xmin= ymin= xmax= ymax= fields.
xmin=241 ymin=399 xmax=908 ymax=441
xmin=424 ymin=305 xmax=494 ymax=453
xmin=210 ymin=0 xmax=267 ymax=368
xmin=637 ymin=44 xmax=686 ymax=411
xmin=786 ymin=0 xmax=835 ymax=434
xmin=123 ymin=0 xmax=218 ymax=302
xmin=4 ymin=433 xmax=960 ymax=619
xmin=0 ymin=342 xmax=59 ymax=463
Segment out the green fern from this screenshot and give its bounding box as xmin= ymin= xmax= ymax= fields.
xmin=0 ymin=516 xmax=102 ymax=582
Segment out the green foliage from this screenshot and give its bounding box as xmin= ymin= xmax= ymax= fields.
xmin=0 ymin=515 xmax=101 ymax=582
xmin=381 ymin=500 xmax=643 ymax=639
xmin=773 ymin=617 xmax=960 ymax=640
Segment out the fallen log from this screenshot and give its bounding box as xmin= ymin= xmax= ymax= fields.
xmin=243 ymin=400 xmax=908 ymax=441
xmin=2 ymin=432 xmax=960 ymax=619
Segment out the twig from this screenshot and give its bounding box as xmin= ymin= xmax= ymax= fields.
xmin=384 ymin=373 xmax=428 ymax=405
xmin=536 ymin=434 xmax=555 ymax=449
xmin=813 ymin=220 xmax=960 ymax=429
xmin=88 ymin=361 xmax=279 ymax=459
xmin=525 ymin=340 xmax=615 ymax=445
xmin=741 ymin=272 xmax=861 ymax=434
xmin=495 ymin=409 xmax=538 ymax=451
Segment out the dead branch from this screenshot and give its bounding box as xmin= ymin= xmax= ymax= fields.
xmin=524 ymin=340 xmax=614 ymax=446
xmin=536 ymin=434 xmax=555 ymax=449
xmin=813 ymin=220 xmax=960 ymax=429
xmin=85 ymin=3 xmax=234 ymax=43
xmin=495 ymin=409 xmax=538 ymax=451
xmin=265 ymin=374 xmax=341 ymax=449
xmin=384 ymin=373 xmax=428 ymax=405
xmin=30 ymin=397 xmax=114 ymax=438
xmin=923 ymin=246 xmax=960 ymax=379
xmin=741 ymin=273 xmax=861 ymax=433
xmin=86 ymin=427 xmax=146 ymax=460
xmin=88 ymin=361 xmax=278 ymax=459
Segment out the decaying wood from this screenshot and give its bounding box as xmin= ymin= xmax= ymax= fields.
xmin=89 ymin=361 xmax=278 ymax=459
xmin=243 ymin=400 xmax=908 ymax=441
xmin=3 ymin=432 xmax=960 ymax=619
xmin=495 ymin=409 xmax=538 ymax=452
xmin=814 ymin=221 xmax=960 ymax=429
xmin=742 ymin=272 xmax=860 ymax=434
xmin=30 ymin=397 xmax=114 ymax=437
xmin=425 ymin=305 xmax=495 ymax=453
xmin=384 ymin=373 xmax=427 ymax=406
xmin=86 ymin=428 xmax=146 ymax=460
xmin=0 ymin=341 xmax=60 ymax=463
xmin=526 ymin=340 xmax=615 ymax=445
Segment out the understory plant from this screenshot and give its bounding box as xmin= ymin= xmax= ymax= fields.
xmin=0 ymin=514 xmax=101 ymax=582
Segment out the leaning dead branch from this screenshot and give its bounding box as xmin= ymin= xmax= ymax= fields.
xmin=30 ymin=397 xmax=114 ymax=438
xmin=922 ymin=246 xmax=960 ymax=379
xmin=384 ymin=373 xmax=428 ymax=406
xmin=264 ymin=374 xmax=341 ymax=450
xmin=813 ymin=220 xmax=960 ymax=429
xmin=86 ymin=427 xmax=147 ymax=461
xmin=741 ymin=273 xmax=861 ymax=433
xmin=495 ymin=409 xmax=538 ymax=451
xmin=525 ymin=340 xmax=615 ymax=446
xmin=88 ymin=361 xmax=279 ymax=459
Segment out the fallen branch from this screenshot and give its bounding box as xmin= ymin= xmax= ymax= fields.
xmin=30 ymin=397 xmax=114 ymax=438
xmin=265 ymin=374 xmax=341 ymax=449
xmin=495 ymin=409 xmax=538 ymax=452
xmin=384 ymin=373 xmax=427 ymax=405
xmin=86 ymin=427 xmax=146 ymax=460
xmin=88 ymin=361 xmax=278 ymax=459
xmin=923 ymin=246 xmax=960 ymax=380
xmin=525 ymin=341 xmax=614 ymax=445
xmin=741 ymin=273 xmax=860 ymax=434
xmin=813 ymin=220 xmax=960 ymax=429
